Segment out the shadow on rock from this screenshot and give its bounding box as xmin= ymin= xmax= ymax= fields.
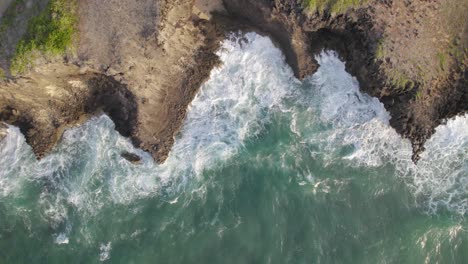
xmin=84 ymin=74 xmax=140 ymax=144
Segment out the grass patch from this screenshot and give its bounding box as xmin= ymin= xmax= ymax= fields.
xmin=437 ymin=52 xmax=447 ymax=72
xmin=415 ymin=89 xmax=423 ymax=100
xmin=10 ymin=0 xmax=77 ymax=75
xmin=449 ymin=38 xmax=467 ymax=65
xmin=388 ymin=69 xmax=415 ymax=92
xmin=0 ymin=68 xmax=5 ymax=80
xmin=375 ymin=38 xmax=385 ymax=60
xmin=304 ymin=0 xmax=367 ymax=14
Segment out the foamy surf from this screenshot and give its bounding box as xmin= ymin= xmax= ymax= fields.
xmin=307 ymin=51 xmax=467 ymax=215
xmin=0 ymin=31 xmax=466 ymax=242
xmin=0 ymin=33 xmax=300 ymax=227
xmin=0 ymin=125 xmax=35 ymax=197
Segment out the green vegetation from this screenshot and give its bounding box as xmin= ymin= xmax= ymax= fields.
xmin=10 ymin=0 xmax=77 ymax=75
xmin=437 ymin=52 xmax=447 ymax=72
xmin=415 ymin=64 xmax=427 ymax=83
xmin=0 ymin=68 xmax=5 ymax=80
xmin=415 ymin=89 xmax=423 ymax=100
xmin=449 ymin=38 xmax=467 ymax=66
xmin=375 ymin=38 xmax=385 ymax=60
xmin=304 ymin=0 xmax=367 ymax=14
xmin=0 ymin=0 xmax=25 ymax=34
xmin=388 ymin=69 xmax=415 ymax=92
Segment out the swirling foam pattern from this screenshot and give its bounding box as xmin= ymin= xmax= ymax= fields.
xmin=0 ymin=32 xmax=466 ymax=263
xmin=0 ymin=32 xmax=466 ymax=218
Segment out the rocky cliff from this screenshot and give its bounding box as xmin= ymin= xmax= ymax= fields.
xmin=0 ymin=0 xmax=466 ymax=162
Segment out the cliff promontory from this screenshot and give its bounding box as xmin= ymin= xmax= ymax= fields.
xmin=0 ymin=0 xmax=466 ymax=162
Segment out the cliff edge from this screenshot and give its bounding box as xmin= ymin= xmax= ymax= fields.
xmin=0 ymin=0 xmax=466 ymax=162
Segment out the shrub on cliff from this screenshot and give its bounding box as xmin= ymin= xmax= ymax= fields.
xmin=10 ymin=0 xmax=77 ymax=75
xmin=305 ymin=0 xmax=367 ymax=14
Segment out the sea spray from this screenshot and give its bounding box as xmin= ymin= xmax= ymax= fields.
xmin=0 ymin=32 xmax=466 ymax=220
xmin=0 ymin=125 xmax=35 ymax=197
xmin=298 ymin=51 xmax=467 ymax=215
xmin=0 ymin=32 xmax=466 ymax=263
xmin=0 ymin=33 xmax=300 ymax=221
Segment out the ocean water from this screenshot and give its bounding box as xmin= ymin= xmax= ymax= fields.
xmin=0 ymin=32 xmax=467 ymax=263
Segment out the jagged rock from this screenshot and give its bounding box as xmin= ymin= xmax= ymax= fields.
xmin=0 ymin=0 xmax=466 ymax=163
xmin=121 ymin=151 xmax=142 ymax=164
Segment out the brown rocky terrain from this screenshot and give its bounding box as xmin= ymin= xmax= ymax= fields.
xmin=0 ymin=0 xmax=466 ymax=162
xmin=0 ymin=64 xmax=138 ymax=157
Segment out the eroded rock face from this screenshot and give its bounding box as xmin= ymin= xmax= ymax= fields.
xmin=0 ymin=64 xmax=87 ymax=157
xmin=0 ymin=0 xmax=466 ymax=162
xmin=222 ymin=0 xmax=317 ymax=79
xmin=84 ymin=75 xmax=139 ymax=141
xmin=0 ymin=63 xmax=139 ymax=158
xmin=0 ymin=0 xmax=225 ymax=161
xmin=221 ymin=0 xmax=467 ymax=161
xmin=75 ymin=0 xmax=226 ymax=163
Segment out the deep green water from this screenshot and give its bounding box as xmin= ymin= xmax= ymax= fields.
xmin=0 ymin=33 xmax=467 ymax=263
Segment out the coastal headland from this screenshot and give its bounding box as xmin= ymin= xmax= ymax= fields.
xmin=0 ymin=0 xmax=466 ymax=162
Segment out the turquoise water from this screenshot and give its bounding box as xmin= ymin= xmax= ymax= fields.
xmin=0 ymin=33 xmax=467 ymax=263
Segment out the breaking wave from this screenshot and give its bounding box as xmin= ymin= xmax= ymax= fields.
xmin=0 ymin=32 xmax=467 ymax=230
xmin=305 ymin=52 xmax=467 ymax=215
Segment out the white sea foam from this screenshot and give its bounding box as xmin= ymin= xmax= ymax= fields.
xmin=411 ymin=116 xmax=468 ymax=215
xmin=0 ymin=32 xmax=466 ymax=224
xmin=311 ymin=51 xmax=390 ymax=127
xmin=99 ymin=242 xmax=112 ymax=261
xmin=167 ymin=32 xmax=298 ymax=179
xmin=54 ymin=232 xmax=69 ymax=245
xmin=0 ymin=33 xmax=298 ymax=220
xmin=307 ymin=51 xmax=468 ymax=215
xmin=0 ymin=125 xmax=35 ymax=197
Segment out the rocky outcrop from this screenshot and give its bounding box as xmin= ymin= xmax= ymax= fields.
xmin=219 ymin=0 xmax=467 ymax=161
xmin=0 ymin=64 xmax=138 ymax=158
xmin=121 ymin=151 xmax=142 ymax=164
xmin=1 ymin=0 xmax=225 ymax=161
xmin=0 ymin=0 xmax=466 ymax=162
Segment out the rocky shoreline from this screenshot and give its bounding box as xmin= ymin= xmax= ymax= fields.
xmin=0 ymin=0 xmax=466 ymax=162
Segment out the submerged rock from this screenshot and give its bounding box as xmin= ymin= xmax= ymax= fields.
xmin=121 ymin=151 xmax=142 ymax=164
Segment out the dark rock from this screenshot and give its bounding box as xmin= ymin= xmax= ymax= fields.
xmin=121 ymin=151 xmax=142 ymax=164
